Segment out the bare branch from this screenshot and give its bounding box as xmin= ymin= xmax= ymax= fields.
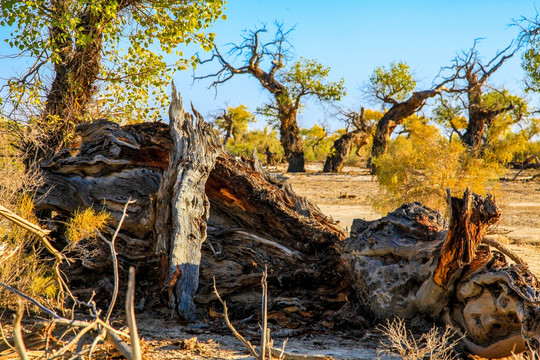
xmin=126 ymin=267 xmax=142 ymax=360
xmin=213 ymin=278 xmax=259 ymax=359
xmin=481 ymin=42 xmax=517 ymax=82
xmin=13 ymin=299 xmax=30 ymax=360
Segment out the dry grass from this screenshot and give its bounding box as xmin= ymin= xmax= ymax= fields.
xmin=0 ymin=129 xmax=58 ymax=309
xmin=377 ymin=317 xmax=462 ymax=360
xmin=65 ymin=207 xmax=110 ymax=244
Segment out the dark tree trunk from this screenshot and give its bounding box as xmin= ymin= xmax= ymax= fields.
xmin=369 ymin=90 xmax=439 ymax=174
xmin=264 ymin=147 xmax=277 ymax=165
xmin=323 ymin=131 xmax=368 ymax=173
xmin=42 ymin=1 xmax=107 ymax=157
xmin=461 ymin=73 xmax=514 ymax=150
xmin=279 ymin=107 xmax=305 ymax=172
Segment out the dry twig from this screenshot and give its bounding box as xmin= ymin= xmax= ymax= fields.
xmin=213 ymin=272 xmax=335 ymax=360
xmin=13 ymin=298 xmax=30 ymax=360
xmin=126 ymin=267 xmax=142 ymax=360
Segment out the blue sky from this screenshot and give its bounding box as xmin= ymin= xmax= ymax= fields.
xmin=174 ymin=0 xmax=539 ymax=130
xmin=1 ymin=1 xmax=539 ymax=130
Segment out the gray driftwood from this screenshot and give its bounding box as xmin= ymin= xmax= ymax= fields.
xmin=154 ymin=82 xmax=220 ymax=321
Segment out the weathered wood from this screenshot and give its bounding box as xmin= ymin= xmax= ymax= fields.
xmin=345 ymin=191 xmax=540 ymax=357
xmin=433 ymin=189 xmax=500 ymax=289
xmin=343 ymin=201 xmax=447 ymax=320
xmin=34 ymin=105 xmax=351 ymax=328
xmin=154 ymin=82 xmax=220 ymax=321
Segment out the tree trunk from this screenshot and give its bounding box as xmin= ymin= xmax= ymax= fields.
xmin=461 ymin=72 xmax=514 ymax=151
xmin=369 ymin=89 xmax=439 ymax=174
xmin=461 ymin=75 xmax=486 ymax=150
xmin=154 ymin=83 xmax=219 ymax=322
xmin=42 ymin=1 xmax=106 ymax=156
xmin=279 ymin=109 xmax=305 ymax=172
xmin=323 ymin=131 xmax=367 ymax=173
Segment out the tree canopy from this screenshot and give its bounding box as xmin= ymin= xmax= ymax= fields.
xmin=1 ymin=0 xmax=224 ymax=155
xmin=368 ymin=61 xmax=416 ymax=105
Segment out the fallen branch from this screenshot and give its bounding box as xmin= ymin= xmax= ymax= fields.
xmin=213 ymin=278 xmax=259 ymax=359
xmin=482 ymin=236 xmax=528 ymax=267
xmin=269 ymin=348 xmax=334 ymax=360
xmin=126 ymin=267 xmax=142 ymax=360
xmin=0 ymin=281 xmax=133 ymax=345
xmin=261 ymin=268 xmax=268 ymax=360
xmin=0 ymin=203 xmax=73 ymax=303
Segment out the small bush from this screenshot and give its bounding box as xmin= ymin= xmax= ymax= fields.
xmin=372 ymin=118 xmax=502 ymax=214
xmin=66 ymin=207 xmax=110 ymax=244
xmin=0 ymin=126 xmax=59 ymax=309
xmin=226 ymin=127 xmax=284 ymax=162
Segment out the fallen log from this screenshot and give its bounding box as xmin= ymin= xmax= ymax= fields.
xmin=33 ymin=89 xmax=540 ymax=357
xmin=35 ymin=97 xmax=353 ymax=329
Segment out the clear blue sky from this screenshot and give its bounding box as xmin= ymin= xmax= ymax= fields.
xmin=1 ymin=1 xmax=539 ymax=130
xmin=174 ymin=0 xmax=539 ymax=130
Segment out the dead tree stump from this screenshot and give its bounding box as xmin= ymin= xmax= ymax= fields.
xmin=154 ymin=82 xmax=220 ymax=321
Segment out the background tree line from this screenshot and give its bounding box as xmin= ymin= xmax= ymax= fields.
xmin=0 ymin=1 xmax=539 ymax=212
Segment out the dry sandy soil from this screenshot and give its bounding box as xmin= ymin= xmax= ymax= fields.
xmin=137 ymin=163 xmax=540 ymax=360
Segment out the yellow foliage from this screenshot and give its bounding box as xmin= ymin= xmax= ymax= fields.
xmin=66 ymin=207 xmax=111 ymax=243
xmin=302 ymin=124 xmax=337 ymax=161
xmin=372 ymin=120 xmax=502 ymax=214
xmin=32 ymin=275 xmax=58 ymax=299
xmin=0 ymin=130 xmax=59 ymax=308
xmin=225 ymin=126 xmax=284 ymax=162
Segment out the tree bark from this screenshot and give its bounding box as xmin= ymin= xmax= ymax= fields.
xmin=323 ymin=131 xmax=368 ymax=173
xmin=42 ymin=1 xmax=108 ymax=157
xmin=277 ymin=96 xmax=305 ymax=172
xmin=154 ymin=82 xmax=219 ymax=322
xmin=35 ymin=113 xmax=351 ymax=327
xmin=369 ymin=89 xmax=439 ymax=174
